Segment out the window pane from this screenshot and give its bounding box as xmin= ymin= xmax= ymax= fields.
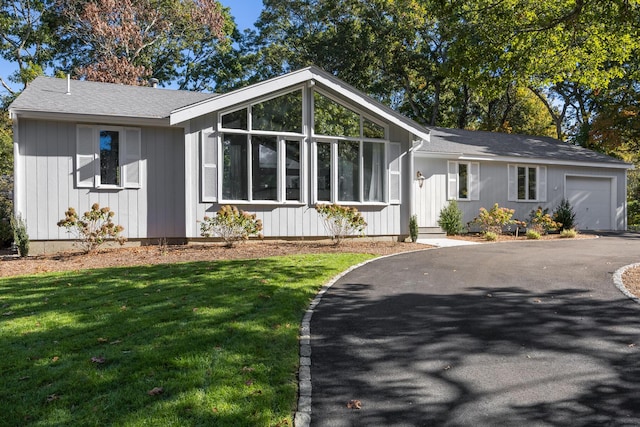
xmin=316 ymin=142 xmax=332 ymax=201
xmin=314 ymin=92 xmax=360 ymax=137
xmin=252 ymin=91 xmax=303 ymax=133
xmin=517 ymin=166 xmax=526 ymax=200
xmin=528 ymin=167 xmax=537 ymax=200
xmin=363 ymin=119 xmax=385 ymax=139
xmin=458 ymin=163 xmax=469 ymax=199
xmin=100 ymin=130 xmax=120 ymax=186
xmin=363 ymin=142 xmax=384 ymax=202
xmin=221 ymin=109 xmax=248 ymax=130
xmin=222 ymin=134 xmax=248 ymax=200
xmin=338 ymin=141 xmax=360 ymax=201
xmin=252 ymin=135 xmax=278 ymax=201
xmin=285 ymin=140 xmax=301 ymax=201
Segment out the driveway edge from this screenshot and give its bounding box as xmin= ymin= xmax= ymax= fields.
xmin=294 ymin=249 xmax=430 ymax=427
xmin=613 ymin=262 xmax=640 ymax=304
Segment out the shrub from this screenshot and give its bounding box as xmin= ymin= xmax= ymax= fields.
xmin=0 ymin=176 xmax=12 ymax=248
xmin=528 ymin=207 xmax=560 ymax=235
xmin=438 ymin=200 xmax=464 ymax=235
xmin=315 ymin=203 xmax=367 ymax=245
xmin=409 ymin=214 xmax=419 ymax=242
xmin=484 ymin=231 xmax=498 ymax=241
xmin=200 ymin=205 xmax=263 ymax=248
xmin=11 ymin=214 xmax=29 ymax=257
xmin=472 ymin=203 xmax=516 ymax=236
xmin=553 ymin=198 xmax=576 ymax=231
xmin=560 ymin=228 xmax=578 ymax=238
xmin=526 ymin=229 xmax=541 ymax=240
xmin=57 ymin=204 xmax=126 ymax=253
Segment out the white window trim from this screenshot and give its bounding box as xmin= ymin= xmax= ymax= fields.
xmin=388 ymin=142 xmax=402 ymax=205
xmin=76 ymin=124 xmax=141 ymax=190
xmin=508 ymin=164 xmax=547 ymax=202
xmin=448 ymin=161 xmax=479 ymax=201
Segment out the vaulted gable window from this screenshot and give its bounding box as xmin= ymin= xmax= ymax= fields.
xmin=313 ymin=91 xmax=387 ymax=204
xmin=213 ymin=89 xmax=304 ymax=203
xmin=508 ymin=164 xmax=547 ymax=202
xmin=76 ymin=125 xmax=141 ymax=189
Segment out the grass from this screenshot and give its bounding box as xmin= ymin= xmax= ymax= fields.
xmin=0 ymin=253 xmax=374 ymax=426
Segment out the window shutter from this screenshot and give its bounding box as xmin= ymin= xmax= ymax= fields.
xmin=507 ymin=164 xmax=517 ymax=201
xmin=122 ymin=128 xmax=141 ymax=188
xmin=537 ymin=166 xmax=547 ymax=202
xmin=76 ymin=125 xmax=96 ymax=188
xmin=469 ymin=162 xmax=480 ymax=200
xmin=447 ymin=161 xmax=458 ymax=200
xmin=388 ymin=143 xmax=401 ymax=204
xmin=201 ymin=131 xmax=217 ymax=202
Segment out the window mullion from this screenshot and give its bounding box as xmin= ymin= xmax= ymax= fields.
xmin=331 ymin=141 xmax=338 ymax=202
xmin=359 ymin=141 xmax=364 ymax=202
xmin=247 ymin=135 xmax=253 ymax=202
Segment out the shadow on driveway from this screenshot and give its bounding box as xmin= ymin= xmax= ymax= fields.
xmin=310 ymin=238 xmax=640 ymax=426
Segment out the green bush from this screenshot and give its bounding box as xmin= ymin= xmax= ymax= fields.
xmin=472 ymin=203 xmax=516 ymax=236
xmin=528 ymin=207 xmax=560 ymax=234
xmin=315 ymin=203 xmax=367 ymax=245
xmin=438 ymin=200 xmax=464 ymax=235
xmin=0 ymin=177 xmax=12 ymax=248
xmin=10 ymin=214 xmax=29 ymax=257
xmin=409 ymin=214 xmax=419 ymax=242
xmin=484 ymin=231 xmax=498 ymax=241
xmin=560 ymin=228 xmax=578 ymax=238
xmin=200 ymin=205 xmax=263 ymax=248
xmin=526 ymin=229 xmax=541 ymax=240
xmin=57 ymin=204 xmax=126 ymax=253
xmin=553 ymin=198 xmax=576 ymax=231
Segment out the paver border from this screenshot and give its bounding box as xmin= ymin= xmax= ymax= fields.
xmin=613 ymin=262 xmax=640 ymax=304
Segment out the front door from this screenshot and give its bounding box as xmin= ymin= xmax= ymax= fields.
xmin=413 ymin=158 xmax=448 ymax=227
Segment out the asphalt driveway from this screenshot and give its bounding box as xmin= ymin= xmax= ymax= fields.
xmin=308 ymin=234 xmax=640 ymax=426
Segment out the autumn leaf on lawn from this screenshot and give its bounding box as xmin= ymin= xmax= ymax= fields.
xmin=347 ymin=399 xmax=362 ymax=409
xmin=97 ymin=337 xmax=108 ymax=343
xmin=91 ymin=356 xmax=105 ymax=364
xmin=148 ymin=387 xmax=164 ymax=396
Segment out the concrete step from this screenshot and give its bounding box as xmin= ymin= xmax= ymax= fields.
xmin=418 ymin=226 xmax=447 ymax=238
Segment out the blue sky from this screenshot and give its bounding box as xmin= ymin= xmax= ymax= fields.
xmin=0 ymin=0 xmax=263 ymax=96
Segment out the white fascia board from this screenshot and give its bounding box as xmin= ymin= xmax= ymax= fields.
xmin=170 ymin=69 xmax=315 ymax=125
xmin=415 ymin=150 xmax=632 ymax=169
xmin=9 ymin=109 xmax=172 ymax=128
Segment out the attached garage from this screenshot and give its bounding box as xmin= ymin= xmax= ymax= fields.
xmin=566 ymin=175 xmax=615 ymax=231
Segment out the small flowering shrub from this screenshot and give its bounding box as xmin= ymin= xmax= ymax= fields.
xmin=200 ymin=205 xmax=263 ymax=248
xmin=472 ymin=203 xmax=516 ymax=236
xmin=315 ymin=203 xmax=367 ymax=245
xmin=528 ymin=207 xmax=561 ymax=235
xmin=57 ymin=204 xmax=126 ymax=253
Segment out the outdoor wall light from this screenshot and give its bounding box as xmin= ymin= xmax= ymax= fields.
xmin=416 ymin=171 xmax=426 ymax=188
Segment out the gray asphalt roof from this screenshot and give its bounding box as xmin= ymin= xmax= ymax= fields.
xmin=422 ymin=127 xmax=628 ymax=165
xmin=9 ymin=76 xmax=217 ymax=119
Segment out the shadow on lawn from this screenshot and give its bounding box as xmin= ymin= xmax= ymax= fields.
xmin=0 ymin=257 xmax=340 ymax=426
xmin=311 ymin=283 xmax=640 ymax=426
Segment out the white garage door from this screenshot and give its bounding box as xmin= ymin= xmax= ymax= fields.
xmin=566 ymin=176 xmax=613 ymax=230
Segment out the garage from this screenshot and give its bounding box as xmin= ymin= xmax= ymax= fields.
xmin=566 ymin=176 xmax=614 ymax=230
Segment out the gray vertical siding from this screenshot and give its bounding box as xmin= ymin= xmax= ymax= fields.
xmin=15 ymin=118 xmax=185 ymax=241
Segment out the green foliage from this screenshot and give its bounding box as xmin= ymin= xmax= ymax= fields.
xmin=526 ymin=229 xmax=541 ymax=240
xmin=484 ymin=231 xmax=499 ymax=241
xmin=560 ymin=228 xmax=578 ymax=238
xmin=0 ymin=253 xmax=374 ymax=425
xmin=409 ymin=214 xmax=419 ymax=242
xmin=553 ymin=198 xmax=576 ymax=231
xmin=438 ymin=200 xmax=465 ymax=236
xmin=472 ymin=203 xmax=516 ymax=236
xmin=200 ymin=205 xmax=263 ymax=247
xmin=10 ymin=214 xmax=28 ymax=257
xmin=57 ymin=204 xmax=126 ymax=253
xmin=529 ymin=207 xmax=561 ymax=235
xmin=315 ymin=203 xmax=367 ymax=245
xmin=0 ymin=177 xmax=12 ymax=248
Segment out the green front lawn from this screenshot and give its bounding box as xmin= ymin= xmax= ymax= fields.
xmin=0 ymin=253 xmax=373 ymax=426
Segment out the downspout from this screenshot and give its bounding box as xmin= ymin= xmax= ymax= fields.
xmin=407 ymin=132 xmax=428 ymax=219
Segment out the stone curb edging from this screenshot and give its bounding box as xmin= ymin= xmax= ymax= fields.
xmin=293 ymin=249 xmax=430 ymax=427
xmin=613 ymin=262 xmax=640 ymax=304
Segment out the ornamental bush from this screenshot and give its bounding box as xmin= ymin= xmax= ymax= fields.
xmin=11 ymin=214 xmax=29 ymax=257
xmin=57 ymin=204 xmax=126 ymax=253
xmin=472 ymin=203 xmax=516 ymax=236
xmin=528 ymin=207 xmax=561 ymax=235
xmin=553 ymin=198 xmax=576 ymax=231
xmin=409 ymin=214 xmax=419 ymax=242
xmin=438 ymin=200 xmax=464 ymax=235
xmin=200 ymin=205 xmax=263 ymax=248
xmin=315 ymin=203 xmax=367 ymax=245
